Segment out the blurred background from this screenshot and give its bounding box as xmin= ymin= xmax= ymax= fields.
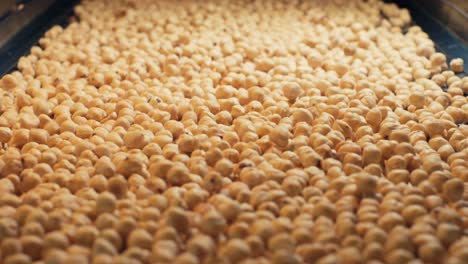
xmin=1 ymin=0 xmax=467 ymax=76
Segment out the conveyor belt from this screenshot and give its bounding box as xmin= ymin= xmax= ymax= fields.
xmin=0 ymin=0 xmax=467 ymax=77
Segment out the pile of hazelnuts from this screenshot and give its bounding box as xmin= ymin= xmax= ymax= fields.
xmin=0 ymin=0 xmax=467 ymax=263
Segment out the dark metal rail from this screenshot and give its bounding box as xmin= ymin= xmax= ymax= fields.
xmin=392 ymin=0 xmax=467 ymax=72
xmin=0 ymin=0 xmax=78 ymax=77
